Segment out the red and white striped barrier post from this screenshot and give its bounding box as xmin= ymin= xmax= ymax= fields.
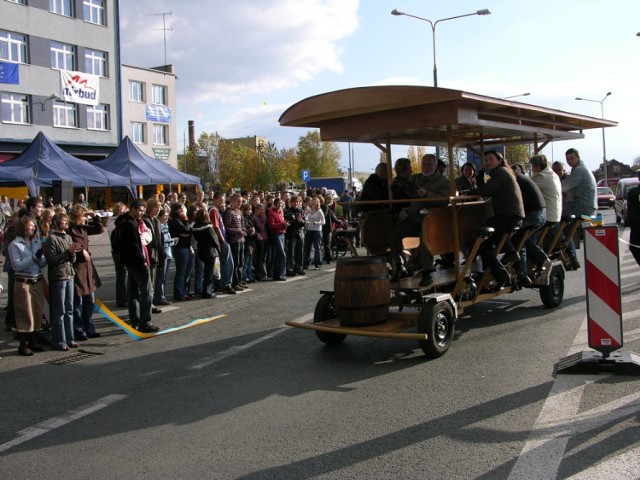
xmin=558 ymin=225 xmax=640 ymax=374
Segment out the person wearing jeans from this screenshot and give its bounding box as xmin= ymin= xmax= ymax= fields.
xmin=268 ymin=198 xmax=289 ymax=281
xmin=303 ymin=197 xmax=325 ymax=270
xmin=168 ymin=202 xmax=192 ymax=301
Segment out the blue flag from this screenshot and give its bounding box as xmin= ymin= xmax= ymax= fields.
xmin=0 ymin=62 xmax=19 ymax=84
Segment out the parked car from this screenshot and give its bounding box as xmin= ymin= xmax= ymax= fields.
xmin=596 ymin=186 xmax=615 ymax=209
xmin=614 ymin=177 xmax=640 ymax=225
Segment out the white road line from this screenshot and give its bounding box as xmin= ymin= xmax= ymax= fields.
xmin=0 ymin=394 xmax=127 ymax=454
xmin=509 ymin=256 xmax=640 ymax=479
xmin=190 ymin=313 xmax=313 ymax=370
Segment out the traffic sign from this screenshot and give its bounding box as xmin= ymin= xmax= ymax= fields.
xmin=301 ymin=170 xmax=310 ymax=182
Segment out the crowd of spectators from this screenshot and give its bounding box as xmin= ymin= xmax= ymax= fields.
xmin=0 ymin=187 xmax=356 ymax=357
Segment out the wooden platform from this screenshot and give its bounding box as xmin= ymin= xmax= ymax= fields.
xmin=285 ymin=311 xmax=425 ymax=340
xmin=392 ymin=262 xmax=482 ymax=292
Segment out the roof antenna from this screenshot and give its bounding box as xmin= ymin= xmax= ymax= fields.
xmin=146 ymin=11 xmax=173 ymax=65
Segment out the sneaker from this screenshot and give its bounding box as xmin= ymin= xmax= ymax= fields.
xmin=76 ymin=333 xmax=89 ymax=341
xmin=138 ymin=323 xmax=160 ymax=333
xmin=87 ymin=332 xmax=101 ymax=339
xmin=223 ymin=285 xmax=237 ymax=295
xmin=68 ymin=342 xmax=79 ymax=348
xmin=314 ymin=266 xmax=320 ymax=270
xmin=233 ymin=285 xmax=244 ymax=291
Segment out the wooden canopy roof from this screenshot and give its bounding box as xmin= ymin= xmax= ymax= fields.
xmin=279 ymin=86 xmax=617 ymax=149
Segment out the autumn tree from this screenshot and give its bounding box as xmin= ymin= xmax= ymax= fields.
xmin=296 ymin=130 xmax=341 ymax=177
xmin=505 ymin=145 xmax=532 ymax=171
xmin=632 ymin=155 xmax=640 ymax=171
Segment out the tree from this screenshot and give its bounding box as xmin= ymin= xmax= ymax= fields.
xmin=505 ymin=145 xmax=532 ymax=171
xmin=632 ymin=155 xmax=640 ymax=171
xmin=296 ymin=130 xmax=341 ymax=177
xmin=406 ymin=146 xmax=427 ymax=173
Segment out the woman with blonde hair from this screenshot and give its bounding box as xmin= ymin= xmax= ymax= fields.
xmin=68 ymin=204 xmax=103 ymax=340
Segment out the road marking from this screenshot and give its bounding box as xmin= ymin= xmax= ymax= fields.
xmin=0 ymin=394 xmax=127 ymax=454
xmin=190 ymin=313 xmax=313 ymax=370
xmin=509 ymin=249 xmax=640 ymax=479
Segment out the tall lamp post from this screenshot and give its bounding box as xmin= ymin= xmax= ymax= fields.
xmin=576 ymin=92 xmax=611 ymax=185
xmin=391 ymin=7 xmax=490 ymax=161
xmin=391 ymin=8 xmax=490 ymax=88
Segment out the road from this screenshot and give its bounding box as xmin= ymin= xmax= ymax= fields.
xmin=1 ymin=208 xmax=639 ymax=479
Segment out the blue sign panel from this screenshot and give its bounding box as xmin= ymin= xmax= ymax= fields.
xmin=146 ymin=105 xmax=172 ymax=123
xmin=301 ymin=170 xmax=310 ymax=182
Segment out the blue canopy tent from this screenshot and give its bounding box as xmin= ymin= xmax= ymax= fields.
xmin=0 ymin=165 xmax=39 ymax=196
xmin=92 ymin=137 xmax=201 ymax=189
xmin=0 ymin=132 xmax=131 ymax=188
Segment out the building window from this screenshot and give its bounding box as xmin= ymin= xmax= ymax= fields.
xmin=1 ymin=92 xmax=29 ymax=124
xmin=51 ymin=42 xmax=75 ymax=70
xmin=50 ymin=0 xmax=73 ymax=17
xmin=87 ymin=104 xmax=108 ymax=130
xmin=0 ymin=30 xmax=27 ymax=64
xmin=83 ymin=0 xmax=105 ymax=25
xmin=132 ymin=122 xmax=145 ymax=144
xmin=53 ymin=100 xmax=77 ymax=128
xmin=152 ymin=84 xmax=167 ymax=105
xmin=6 ymin=0 xmax=27 ymax=5
xmin=85 ymin=49 xmax=107 ymax=76
xmin=129 ymin=81 xmax=144 ymax=102
xmin=153 ymin=124 xmax=167 ymax=145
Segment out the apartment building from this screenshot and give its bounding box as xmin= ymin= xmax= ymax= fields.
xmin=121 ymin=63 xmax=178 ymax=169
xmin=0 ymin=0 xmax=122 ymax=160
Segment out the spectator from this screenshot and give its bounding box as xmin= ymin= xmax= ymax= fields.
xmin=68 ymin=204 xmax=103 ymax=340
xmin=153 ymin=208 xmax=173 ymax=306
xmin=44 ymin=212 xmax=82 ymax=351
xmin=108 ymin=202 xmax=128 ymax=307
xmin=253 ymin=203 xmax=269 ymax=281
xmin=223 ymin=193 xmax=247 ymax=291
xmin=192 ymin=208 xmax=220 ymax=299
xmin=303 ymin=196 xmax=325 ymax=270
xmin=268 ymin=197 xmax=288 ymax=281
xmin=241 ymin=203 xmax=257 ymax=283
xmin=168 ymin=202 xmax=193 ymax=301
xmin=77 ymin=193 xmax=89 ymax=208
xmin=144 ymin=199 xmax=163 ymax=314
xmin=210 ymin=193 xmax=236 ymax=295
xmin=339 ymin=190 xmax=353 ymax=221
xmin=284 ymin=195 xmax=305 ymax=276
xmin=113 ymin=199 xmax=158 ymax=333
xmin=9 ymin=215 xmax=46 ymax=356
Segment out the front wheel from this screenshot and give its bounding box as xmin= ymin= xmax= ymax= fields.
xmin=314 ymin=293 xmax=346 ymax=346
xmin=417 ymin=301 xmax=454 ymax=358
xmin=540 ymin=267 xmax=564 ymax=308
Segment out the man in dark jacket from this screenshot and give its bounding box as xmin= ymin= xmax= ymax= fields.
xmin=511 ymin=170 xmax=550 ymax=286
xmin=627 ymin=171 xmax=640 ymax=267
xmin=284 ymin=195 xmax=305 ymax=276
xmin=113 ymin=198 xmax=158 ymax=333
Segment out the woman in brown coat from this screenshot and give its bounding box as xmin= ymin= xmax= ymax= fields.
xmin=68 ymin=204 xmax=103 ymax=340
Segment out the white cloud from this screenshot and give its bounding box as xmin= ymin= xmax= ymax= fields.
xmin=120 ymin=0 xmax=359 ymax=105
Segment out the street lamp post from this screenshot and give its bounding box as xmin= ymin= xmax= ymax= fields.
xmin=576 ymin=92 xmax=611 ymax=185
xmin=391 ymin=8 xmax=490 ymax=160
xmin=391 ymin=8 xmax=490 ymax=88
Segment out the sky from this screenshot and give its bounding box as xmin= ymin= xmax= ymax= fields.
xmin=119 ymin=0 xmax=640 ymax=176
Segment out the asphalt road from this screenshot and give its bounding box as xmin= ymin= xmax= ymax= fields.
xmin=1 ymin=208 xmax=638 ymax=479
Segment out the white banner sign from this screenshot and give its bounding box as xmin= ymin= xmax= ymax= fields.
xmin=60 ymin=70 xmax=99 ymax=106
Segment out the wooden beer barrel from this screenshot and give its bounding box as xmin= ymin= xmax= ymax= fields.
xmin=334 ymin=257 xmax=390 ymax=326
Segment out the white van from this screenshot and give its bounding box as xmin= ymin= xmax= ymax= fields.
xmin=614 ymin=177 xmax=640 ymax=226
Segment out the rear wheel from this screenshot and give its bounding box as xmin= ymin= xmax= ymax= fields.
xmin=417 ymin=301 xmax=454 ymax=358
xmin=540 ymin=267 xmax=564 ymax=308
xmin=314 ymin=293 xmax=346 ymax=345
